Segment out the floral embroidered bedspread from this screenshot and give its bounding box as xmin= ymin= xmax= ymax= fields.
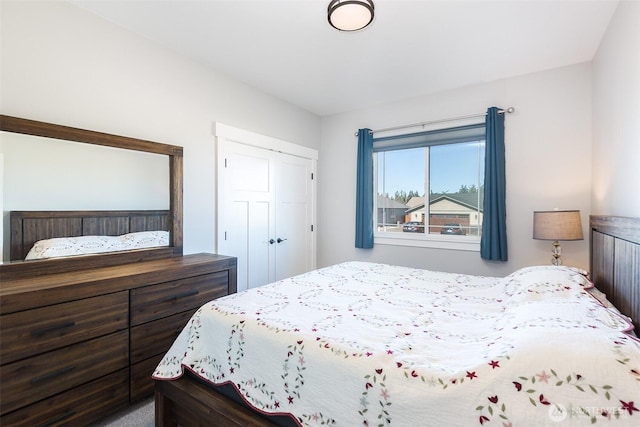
xmin=153 ymin=262 xmax=640 ymax=426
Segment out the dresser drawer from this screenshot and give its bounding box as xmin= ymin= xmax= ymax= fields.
xmin=0 ymin=369 xmax=129 ymax=427
xmin=0 ymin=291 xmax=128 ymax=364
xmin=0 ymin=330 xmax=128 ymax=415
xmin=130 ymin=272 xmax=228 ymax=326
xmin=130 ymin=353 xmax=165 ymax=402
xmin=131 ymin=309 xmax=196 ymax=364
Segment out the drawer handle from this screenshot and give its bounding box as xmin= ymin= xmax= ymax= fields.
xmin=37 ymin=410 xmax=76 ymax=427
xmin=162 ymin=290 xmax=199 ymax=303
xmin=31 ymin=366 xmax=76 ymax=384
xmin=31 ymin=321 xmax=76 ymax=337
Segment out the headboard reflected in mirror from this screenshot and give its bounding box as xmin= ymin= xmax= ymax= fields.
xmin=10 ymin=210 xmax=171 ymax=261
xmin=0 ymin=115 xmax=183 ymax=280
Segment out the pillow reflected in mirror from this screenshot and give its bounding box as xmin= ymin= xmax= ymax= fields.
xmin=25 ymin=231 xmax=169 ymax=260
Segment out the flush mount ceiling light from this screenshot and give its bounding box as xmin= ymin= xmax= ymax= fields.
xmin=328 ymin=0 xmax=375 ymax=32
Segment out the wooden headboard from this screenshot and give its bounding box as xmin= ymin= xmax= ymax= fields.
xmin=10 ymin=210 xmax=170 ymax=261
xmin=590 ymin=215 xmax=640 ymax=334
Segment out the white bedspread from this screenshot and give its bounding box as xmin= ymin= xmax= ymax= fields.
xmin=154 ymin=262 xmax=640 ymax=426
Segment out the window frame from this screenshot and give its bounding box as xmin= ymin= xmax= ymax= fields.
xmin=372 ymin=123 xmax=486 ymax=251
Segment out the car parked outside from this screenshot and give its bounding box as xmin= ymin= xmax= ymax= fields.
xmin=402 ymin=221 xmax=425 ymax=233
xmin=440 ymin=223 xmax=466 ymax=235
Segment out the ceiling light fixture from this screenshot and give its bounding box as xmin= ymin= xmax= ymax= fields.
xmin=328 ymin=0 xmax=375 ymax=32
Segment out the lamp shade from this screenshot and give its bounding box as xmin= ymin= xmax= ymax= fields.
xmin=328 ymin=0 xmax=374 ymax=31
xmin=533 ymin=210 xmax=584 ymax=241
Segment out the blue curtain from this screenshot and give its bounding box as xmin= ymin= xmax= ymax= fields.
xmin=355 ymin=128 xmax=374 ymax=248
xmin=480 ymin=107 xmax=508 ymax=261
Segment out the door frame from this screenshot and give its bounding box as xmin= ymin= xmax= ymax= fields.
xmin=214 ymin=122 xmax=318 ymax=274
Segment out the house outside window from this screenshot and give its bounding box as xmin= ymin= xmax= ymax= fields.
xmin=373 ymin=123 xmax=485 ymax=251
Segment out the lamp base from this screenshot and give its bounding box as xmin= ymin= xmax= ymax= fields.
xmin=551 ymin=240 xmax=562 ymax=266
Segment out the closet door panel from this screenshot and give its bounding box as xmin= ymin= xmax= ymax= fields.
xmin=217 ymin=128 xmax=317 ymax=290
xmin=219 ymin=141 xmax=276 ymax=291
xmin=275 ymin=153 xmax=313 ymax=281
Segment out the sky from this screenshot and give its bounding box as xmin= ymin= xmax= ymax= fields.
xmin=377 ymin=141 xmax=485 ymax=196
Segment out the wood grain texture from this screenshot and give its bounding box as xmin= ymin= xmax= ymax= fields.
xmin=0 ymin=291 xmax=128 ymax=364
xmin=1 ymin=253 xmax=235 ymax=314
xmin=0 ymin=330 xmax=129 ymax=414
xmin=590 ymin=231 xmax=614 ymax=298
xmin=613 ymin=238 xmax=639 ymax=330
xmin=0 ymin=369 xmax=129 ymax=427
xmin=590 ymin=215 xmax=640 ymax=334
xmin=130 ymin=272 xmax=228 ymax=326
xmin=130 ymin=310 xmax=196 ymax=364
xmin=0 ymin=246 xmax=181 ymax=281
xmin=155 ymin=373 xmax=280 ymax=427
xmin=131 ymin=354 xmax=165 ymax=402
xmin=590 ymin=215 xmax=640 ymax=244
xmin=0 ymin=115 xmax=182 ymax=155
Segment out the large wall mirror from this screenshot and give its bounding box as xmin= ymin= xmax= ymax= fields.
xmin=0 ymin=115 xmax=183 ymax=279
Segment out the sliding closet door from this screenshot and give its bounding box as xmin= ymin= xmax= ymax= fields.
xmin=217 ymin=127 xmax=316 ymax=293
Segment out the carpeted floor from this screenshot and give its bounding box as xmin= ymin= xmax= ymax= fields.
xmin=89 ymin=398 xmax=154 ymax=427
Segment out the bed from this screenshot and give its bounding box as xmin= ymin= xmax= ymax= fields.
xmin=153 ymin=215 xmax=640 ymax=426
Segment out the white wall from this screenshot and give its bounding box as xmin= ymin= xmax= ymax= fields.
xmin=592 ymin=0 xmax=640 ymax=217
xmin=0 ymin=0 xmax=320 ymax=255
xmin=319 ymin=64 xmax=593 ymax=276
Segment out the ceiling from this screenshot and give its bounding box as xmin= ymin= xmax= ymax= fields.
xmin=69 ymin=0 xmax=618 ymax=116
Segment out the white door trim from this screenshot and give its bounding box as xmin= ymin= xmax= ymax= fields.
xmin=214 ymin=123 xmax=318 ymax=161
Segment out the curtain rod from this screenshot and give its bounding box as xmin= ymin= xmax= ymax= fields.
xmin=354 ymin=107 xmax=515 ymax=136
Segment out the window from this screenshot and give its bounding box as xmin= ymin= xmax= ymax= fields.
xmin=373 ymin=123 xmax=485 ymax=249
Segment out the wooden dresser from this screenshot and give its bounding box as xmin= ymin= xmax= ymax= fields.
xmin=0 ymin=253 xmax=237 ymax=426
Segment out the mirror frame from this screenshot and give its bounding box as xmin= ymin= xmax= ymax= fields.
xmin=0 ymin=115 xmax=183 ymax=280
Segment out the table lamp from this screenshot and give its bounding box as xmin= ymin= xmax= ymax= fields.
xmin=533 ymin=210 xmax=584 ymax=266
